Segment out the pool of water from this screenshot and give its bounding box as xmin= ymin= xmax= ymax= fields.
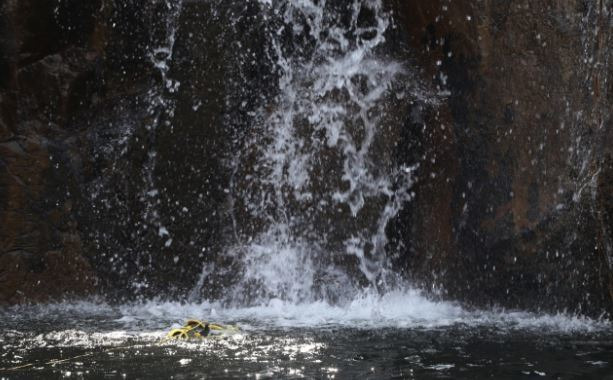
xmin=1 ymin=292 xmax=612 ymax=379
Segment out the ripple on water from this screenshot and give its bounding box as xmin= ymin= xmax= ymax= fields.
xmin=1 ymin=292 xmax=611 ymax=378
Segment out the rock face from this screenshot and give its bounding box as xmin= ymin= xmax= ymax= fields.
xmin=0 ymin=0 xmax=270 ymax=303
xmin=0 ymin=0 xmax=611 ymax=316
xmin=391 ymin=0 xmax=612 ymax=316
xmin=0 ymin=0 xmax=103 ymax=303
xmin=0 ymin=0 xmax=202 ymax=302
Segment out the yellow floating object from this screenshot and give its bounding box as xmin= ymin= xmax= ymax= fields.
xmin=165 ymin=319 xmax=239 ymax=340
xmin=166 ymin=328 xmax=191 ymax=340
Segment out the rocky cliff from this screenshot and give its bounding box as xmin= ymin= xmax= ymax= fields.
xmin=392 ymin=0 xmax=612 ymax=315
xmin=0 ymin=0 xmax=272 ymax=303
xmin=0 ymin=0 xmax=611 ymax=316
xmin=0 ymin=0 xmax=104 ymax=303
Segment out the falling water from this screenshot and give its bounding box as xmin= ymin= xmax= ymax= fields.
xmin=2 ymin=1 xmax=613 ymax=377
xmin=86 ymin=0 xmax=184 ymax=293
xmin=220 ymin=0 xmax=425 ymax=305
xmin=141 ymin=0 xmax=184 ymax=251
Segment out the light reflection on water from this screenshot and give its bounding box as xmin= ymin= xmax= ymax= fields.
xmin=1 ymin=298 xmax=612 ymax=379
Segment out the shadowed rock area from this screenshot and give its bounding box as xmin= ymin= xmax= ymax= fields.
xmin=391 ymin=0 xmax=612 ymax=316
xmin=0 ymin=0 xmax=104 ymax=303
xmin=0 ymin=0 xmax=273 ymax=303
xmin=0 ymin=0 xmax=611 ymax=316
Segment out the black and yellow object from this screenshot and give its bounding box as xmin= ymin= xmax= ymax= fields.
xmin=166 ymin=319 xmax=239 ymax=340
xmin=0 ymin=320 xmax=240 ymax=371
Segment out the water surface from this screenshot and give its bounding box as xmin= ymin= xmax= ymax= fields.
xmin=2 ymin=291 xmax=612 ymax=379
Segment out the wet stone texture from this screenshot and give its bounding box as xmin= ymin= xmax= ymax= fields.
xmin=391 ymin=0 xmax=612 ymax=316
xmin=0 ymin=0 xmax=187 ymax=303
xmin=0 ymin=0 xmax=611 ymax=318
xmin=0 ymin=0 xmax=268 ymax=303
xmin=0 ymin=0 xmax=103 ymax=303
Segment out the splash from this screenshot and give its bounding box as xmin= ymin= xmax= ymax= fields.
xmin=86 ymin=0 xmax=184 ymax=293
xmin=2 ymin=295 xmax=609 ymax=334
xmin=222 ymin=0 xmax=422 ymax=305
xmin=141 ymin=0 xmax=184 ymax=251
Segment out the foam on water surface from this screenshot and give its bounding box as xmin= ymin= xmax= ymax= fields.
xmin=1 ymin=290 xmax=609 ymax=345
xmin=114 ymin=292 xmax=613 ymax=333
xmin=2 ymin=293 xmax=611 ymax=378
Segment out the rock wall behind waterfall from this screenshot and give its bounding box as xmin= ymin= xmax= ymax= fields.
xmin=0 ymin=0 xmax=256 ymax=302
xmin=0 ymin=0 xmax=611 ymax=316
xmin=392 ymin=0 xmax=612 ymax=316
xmin=0 ymin=0 xmax=104 ymax=303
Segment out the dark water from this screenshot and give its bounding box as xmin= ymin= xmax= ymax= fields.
xmin=1 ymin=299 xmax=612 ymax=379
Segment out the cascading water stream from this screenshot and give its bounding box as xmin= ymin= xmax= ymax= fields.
xmin=3 ymin=2 xmax=613 ymax=377
xmin=219 ymin=0 xmax=427 ymax=305
xmin=86 ymin=0 xmax=184 ymax=294
xmin=141 ymin=0 xmax=184 ymax=251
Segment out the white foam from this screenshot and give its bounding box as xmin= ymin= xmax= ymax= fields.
xmin=201 ymin=290 xmax=610 ymax=332
xmin=4 ymin=290 xmax=604 ymax=334
xmin=227 ymin=0 xmax=422 ymax=303
xmin=1 ymin=292 xmax=610 ymax=352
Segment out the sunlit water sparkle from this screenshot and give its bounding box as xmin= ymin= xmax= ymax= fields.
xmin=1 ymin=293 xmax=612 ymax=379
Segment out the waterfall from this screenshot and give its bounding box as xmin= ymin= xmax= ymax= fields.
xmin=86 ymin=0 xmax=432 ymax=302
xmin=217 ymin=0 xmax=426 ymax=305
xmin=86 ymin=0 xmax=185 ymax=294
xmin=141 ymin=0 xmax=184 ymax=251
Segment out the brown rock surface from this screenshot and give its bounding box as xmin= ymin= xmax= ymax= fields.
xmin=0 ymin=0 xmax=610 ymax=316
xmin=0 ymin=0 xmax=104 ymax=304
xmin=391 ymin=0 xmax=612 ymax=315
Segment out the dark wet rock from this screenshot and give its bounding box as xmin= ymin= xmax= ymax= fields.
xmin=0 ymin=0 xmax=610 ymax=317
xmin=391 ymin=0 xmax=612 ymax=316
xmin=0 ymin=0 xmax=140 ymax=304
xmin=0 ymin=248 xmax=96 ymax=304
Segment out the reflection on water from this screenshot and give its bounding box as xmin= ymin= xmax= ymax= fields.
xmin=1 ymin=296 xmax=612 ymax=379
xmin=2 ymin=326 xmax=613 ymax=379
